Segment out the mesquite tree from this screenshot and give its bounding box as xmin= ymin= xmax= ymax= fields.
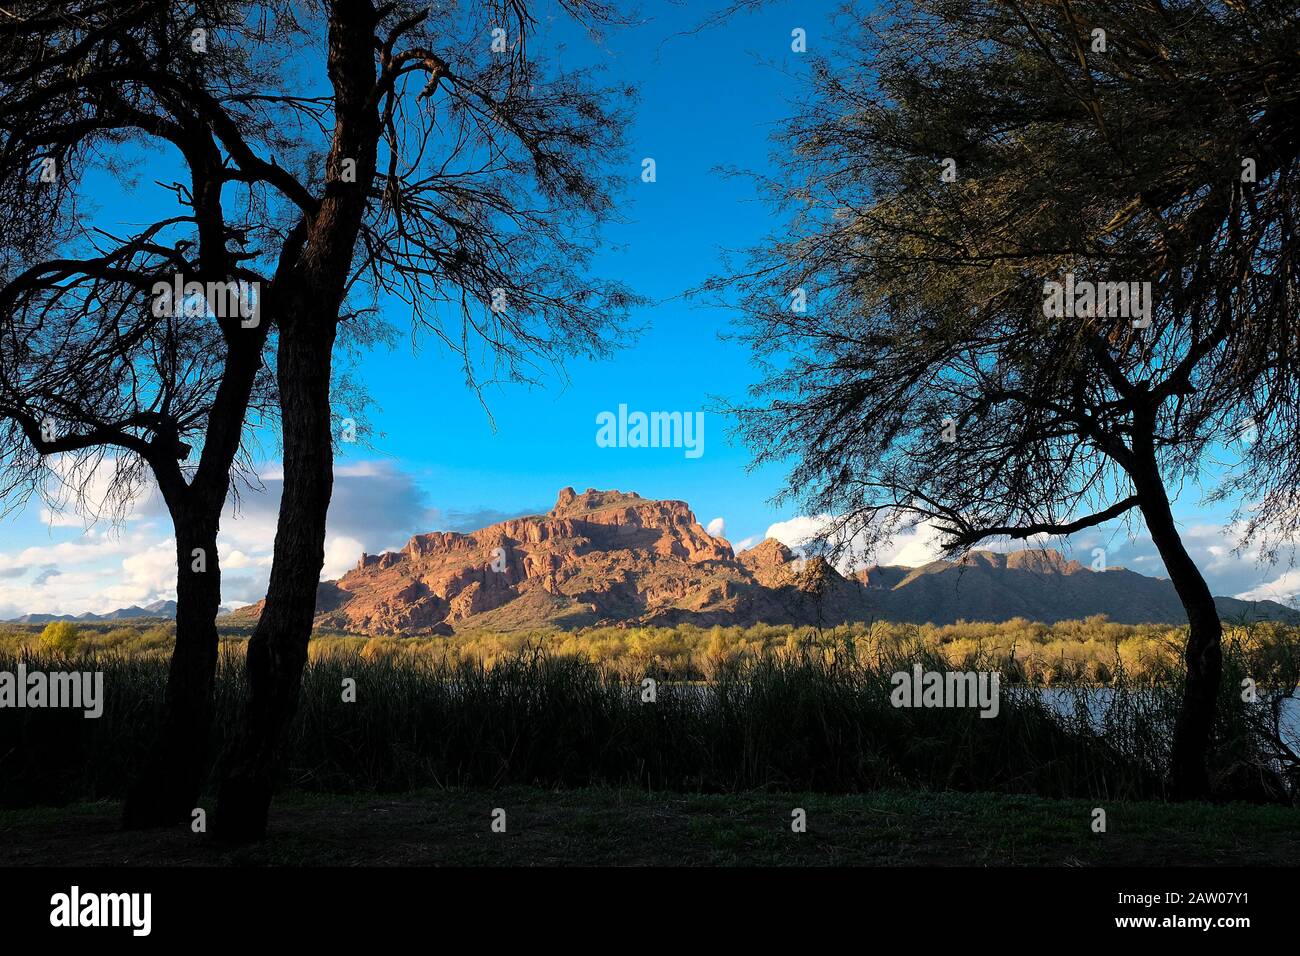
xmin=3 ymin=1 xmax=634 ymax=838
xmin=0 ymin=0 xmax=287 ymax=826
xmin=205 ymin=0 xmax=637 ymax=841
xmin=721 ymin=0 xmax=1300 ymax=797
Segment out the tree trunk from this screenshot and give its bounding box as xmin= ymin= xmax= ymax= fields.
xmin=1132 ymin=454 xmax=1223 ymax=800
xmin=122 ymin=516 xmax=222 ymax=828
xmin=212 ymin=0 xmax=376 ymax=842
xmin=120 ymin=325 xmax=269 ymax=828
xmin=214 ymin=317 xmax=337 ymax=841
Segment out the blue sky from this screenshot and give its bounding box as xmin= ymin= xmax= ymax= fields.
xmin=2 ymin=0 xmax=1297 ymax=616
xmin=342 ymin=1 xmax=820 ymax=529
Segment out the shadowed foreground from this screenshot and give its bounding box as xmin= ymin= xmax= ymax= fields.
xmin=2 ymin=787 xmax=1296 ymax=866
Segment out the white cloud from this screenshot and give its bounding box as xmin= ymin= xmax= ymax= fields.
xmin=38 ymin=507 xmax=89 ymax=529
xmin=882 ymin=523 xmax=947 ymax=567
xmin=322 ymin=535 xmax=366 ymax=580
xmin=1097 ymin=519 xmax=1296 ymax=602
xmin=759 ymin=512 xmax=946 ymax=570
xmin=35 ymin=456 xmax=159 ymax=529
xmin=1234 ymin=568 xmax=1300 ymax=605
xmin=218 ymin=547 xmax=267 ymax=571
xmin=706 ymin=516 xmax=726 ymax=538
xmin=762 ymin=515 xmax=833 ymax=549
xmin=0 ymin=534 xmax=130 ymax=572
xmin=0 ymin=458 xmax=441 ymax=617
xmin=120 ymin=539 xmax=180 ymax=596
xmin=0 ymin=521 xmax=180 ymax=617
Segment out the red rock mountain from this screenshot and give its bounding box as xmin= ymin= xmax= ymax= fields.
xmin=226 ymin=487 xmax=1298 ymax=633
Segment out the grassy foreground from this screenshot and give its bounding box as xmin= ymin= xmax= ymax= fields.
xmin=2 ymin=786 xmax=1295 ymax=866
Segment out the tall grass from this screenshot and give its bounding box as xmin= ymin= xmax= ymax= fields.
xmin=2 ymin=628 xmax=1295 ymax=809
xmin=5 ymin=615 xmax=1298 ymax=682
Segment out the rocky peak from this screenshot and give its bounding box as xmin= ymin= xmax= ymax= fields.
xmin=739 ymin=537 xmax=794 ymax=568
xmin=1004 ymin=549 xmax=1086 ymax=574
xmin=738 ymin=538 xmax=799 ymax=588
xmin=550 ymin=486 xmax=643 ymax=517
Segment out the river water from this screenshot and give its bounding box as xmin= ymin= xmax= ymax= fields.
xmin=1038 ymin=686 xmax=1300 ymax=743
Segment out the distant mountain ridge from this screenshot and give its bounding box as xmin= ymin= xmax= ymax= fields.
xmin=5 ymin=600 xmax=179 ymax=624
xmin=223 ymin=487 xmax=1299 ymax=634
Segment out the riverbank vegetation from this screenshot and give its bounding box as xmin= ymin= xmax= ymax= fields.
xmin=4 ymin=615 xmax=1296 ymax=685
xmin=2 ymin=617 xmax=1296 ymax=810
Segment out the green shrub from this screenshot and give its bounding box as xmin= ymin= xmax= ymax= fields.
xmin=101 ymin=627 xmax=140 ymax=650
xmin=37 ymin=621 xmax=80 ymax=655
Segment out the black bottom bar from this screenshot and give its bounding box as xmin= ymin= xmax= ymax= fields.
xmin=0 ymin=865 xmax=1282 ymax=943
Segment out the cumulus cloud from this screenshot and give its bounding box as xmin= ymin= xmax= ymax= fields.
xmin=39 ymin=508 xmax=90 ymax=529
xmin=119 ymin=540 xmax=180 ymax=597
xmin=706 ymin=517 xmax=726 ymax=538
xmin=322 ymin=535 xmax=367 ymax=581
xmin=209 ymin=460 xmax=443 ymax=606
xmin=1075 ymin=520 xmax=1300 ymax=604
xmin=35 ymin=456 xmax=158 ymax=529
xmin=0 ymin=459 xmax=447 ymax=616
xmin=762 ymin=515 xmax=832 ymax=550
xmin=758 ymin=512 xmax=946 ymax=570
xmin=0 ymin=539 xmax=147 ymax=618
xmin=883 ymin=523 xmax=947 ymax=567
xmin=1236 ymin=568 xmax=1300 ymax=605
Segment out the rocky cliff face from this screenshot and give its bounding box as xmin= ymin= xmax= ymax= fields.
xmin=303 ymin=488 xmax=760 ymax=634
xmin=226 ymin=487 xmax=1299 ymax=633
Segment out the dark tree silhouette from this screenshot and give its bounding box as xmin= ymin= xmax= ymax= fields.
xmin=198 ymin=0 xmax=638 ymax=841
xmin=3 ymin=0 xmax=634 ymax=839
xmin=0 ymin=0 xmax=286 ymax=826
xmin=720 ymin=0 xmax=1300 ymax=798
xmin=4 ymin=0 xmax=636 ymax=839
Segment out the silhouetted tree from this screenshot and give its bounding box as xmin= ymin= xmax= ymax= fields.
xmin=0 ymin=0 xmax=286 ymax=826
xmin=199 ymin=0 xmax=638 ymax=841
xmin=721 ymin=0 xmax=1300 ymax=798
xmin=3 ymin=1 xmax=635 ymax=840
